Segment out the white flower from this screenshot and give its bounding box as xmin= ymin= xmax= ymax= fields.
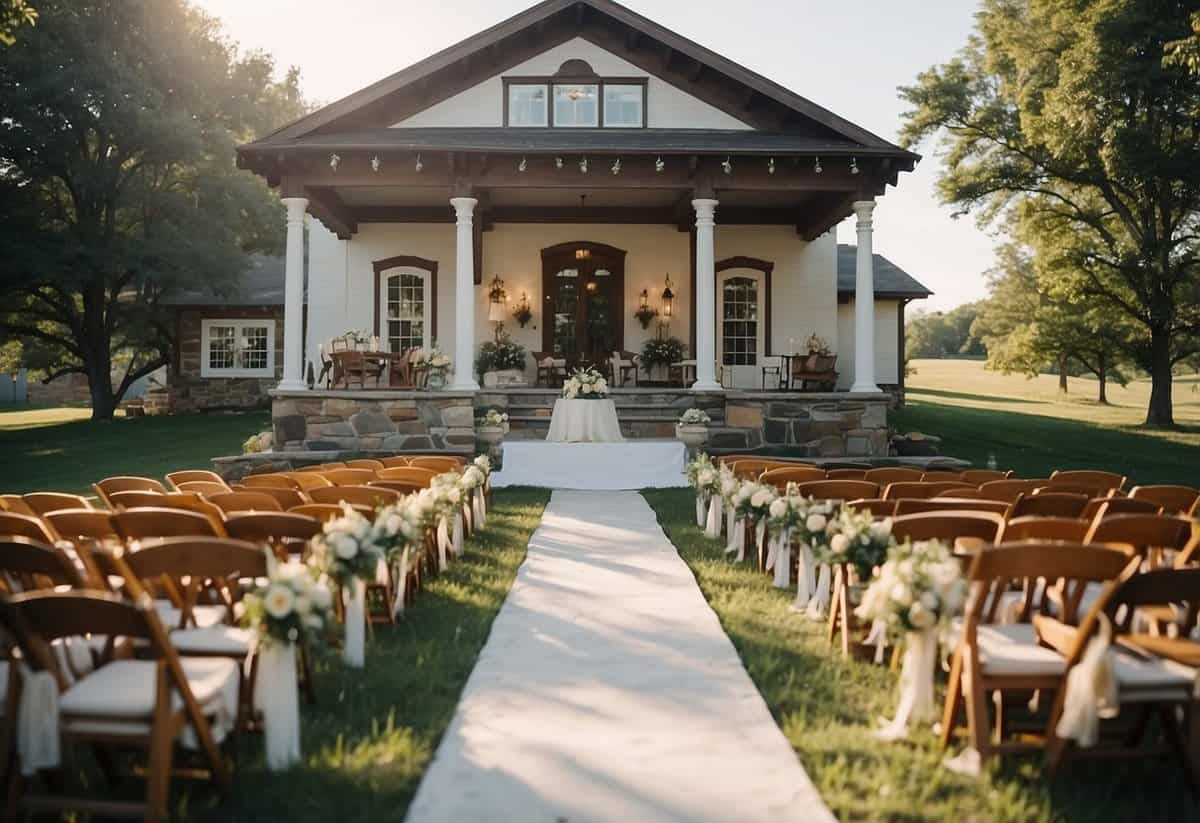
xmin=890 ymin=582 xmax=913 ymax=607
xmin=751 ymin=489 xmax=774 ymax=509
xmin=769 ymin=498 xmax=788 ymax=519
xmin=698 ymin=469 xmax=716 ymax=487
xmin=334 ymin=535 xmax=358 ymax=560
xmin=869 ymin=519 xmax=893 ymax=541
xmin=830 ymin=533 xmax=850 ymax=556
xmin=919 ymin=591 xmax=939 ymax=612
xmin=294 ymin=595 xmax=312 ymax=616
xmin=908 ymin=602 xmax=936 ymax=629
xmin=311 ymin=583 xmax=333 ymax=610
xmin=806 ymin=513 xmax=827 ymax=533
xmin=263 ymin=584 xmax=295 ymax=619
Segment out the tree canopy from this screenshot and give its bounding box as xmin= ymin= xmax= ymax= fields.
xmin=0 ymin=0 xmax=306 ymax=418
xmin=0 ymin=1 xmax=36 ymax=46
xmin=906 ymin=303 xmax=987 ymax=360
xmin=900 ymin=0 xmax=1200 ymax=425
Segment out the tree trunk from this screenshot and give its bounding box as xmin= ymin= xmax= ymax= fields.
xmin=1097 ymin=349 xmax=1108 ymax=405
xmin=1145 ymin=326 xmax=1174 ymax=426
xmin=1058 ymin=354 xmax=1069 ymax=394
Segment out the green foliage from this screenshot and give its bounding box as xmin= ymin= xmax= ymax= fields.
xmin=474 ymin=328 xmax=527 ymax=376
xmin=0 ymin=0 xmax=309 ymax=419
xmin=905 ymin=303 xmax=985 ymax=359
xmin=0 ymin=0 xmax=36 ymax=46
xmin=900 ymin=0 xmax=1200 ymax=426
xmin=641 ymin=336 xmax=685 ymax=371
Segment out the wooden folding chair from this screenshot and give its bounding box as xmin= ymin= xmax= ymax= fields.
xmin=791 ymin=479 xmax=879 ymax=502
xmin=295 ymin=462 xmax=345 ymax=473
xmin=290 ymin=503 xmax=373 ymax=522
xmin=890 ymin=511 xmax=1005 ymax=550
xmin=379 ymin=456 xmax=410 ymax=468
xmin=864 ymin=467 xmax=924 ymax=486
xmin=0 ymin=495 xmax=36 ymax=516
xmin=759 ymin=466 xmax=827 ymax=490
xmin=377 ymin=466 xmax=438 ymax=487
xmin=408 ymin=456 xmax=466 ymax=474
xmin=320 ymin=468 xmax=377 ymax=487
xmin=1129 ymin=485 xmax=1200 ymax=516
xmin=1085 ymin=512 xmax=1200 ymax=567
xmin=111 ymin=508 xmax=223 ymax=540
xmin=920 ymin=467 xmax=964 ymax=481
xmin=882 ymin=481 xmax=976 ymax=501
xmin=937 ymin=487 xmax=985 ymax=499
xmin=716 ymin=454 xmax=761 ymax=467
xmin=22 ymin=493 xmax=93 ymax=516
xmin=174 ymin=481 xmax=232 ymax=497
xmin=165 ymin=470 xmax=228 ymax=491
xmin=939 ymin=544 xmax=1138 ymax=764
xmin=238 ymin=474 xmax=301 ymax=491
xmin=230 ymin=485 xmax=309 ymax=510
xmin=206 ymin=492 xmax=283 ymax=515
xmin=894 ymin=497 xmax=1010 ymax=516
xmin=0 ymin=536 xmax=88 ymax=591
xmin=345 ymin=459 xmax=386 ymax=472
xmin=1041 ymin=567 xmax=1200 ymax=787
xmin=846 ymin=498 xmax=897 ymax=518
xmin=307 ymin=485 xmax=401 ymax=510
xmin=998 ymin=516 xmax=1091 ymax=543
xmin=93 ymin=476 xmax=168 ymax=508
xmin=370 ymin=479 xmax=427 ymax=496
xmin=826 ymin=468 xmax=868 ymax=481
xmin=107 ymin=490 xmax=169 ymax=510
xmin=1081 ymin=495 xmax=1161 ymax=521
xmin=279 ymin=472 xmax=333 ymax=491
xmin=728 ymin=459 xmax=791 ymax=480
xmin=43 ymin=509 xmax=118 ymax=543
xmin=0 ymin=589 xmax=235 ymax=821
xmin=224 ymin=512 xmax=322 ymax=561
xmin=1010 ymin=492 xmax=1089 ymax=519
xmin=978 ymin=479 xmax=1048 ymax=503
xmin=0 ymin=511 xmax=59 ymax=544
xmin=1049 ymin=469 xmax=1127 ymax=494
xmin=961 ymin=469 xmax=1013 ymax=485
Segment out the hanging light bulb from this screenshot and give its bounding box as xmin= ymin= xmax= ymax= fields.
xmin=814 ymin=155 xmax=823 ymax=174
xmin=371 ymin=155 xmax=381 ymax=173
xmin=722 ymin=156 xmax=733 ymax=175
xmin=329 ymin=153 xmax=340 ymax=171
xmin=850 ymin=156 xmax=860 ymax=175
xmin=767 ymin=157 xmax=776 ymax=175
xmin=579 ymin=156 xmax=589 ymax=174
xmin=518 ymin=156 xmax=528 ymax=173
xmin=555 ymin=156 xmax=564 ymax=169
xmin=611 ymin=157 xmax=621 ymax=175
xmin=415 ymin=154 xmax=423 ymax=173
xmin=655 ymin=156 xmax=665 ymax=173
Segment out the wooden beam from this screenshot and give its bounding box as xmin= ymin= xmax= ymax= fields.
xmin=797 ymin=193 xmax=856 ymax=241
xmin=305 ymin=186 xmax=357 ymax=239
xmin=354 ymin=203 xmax=810 ymax=227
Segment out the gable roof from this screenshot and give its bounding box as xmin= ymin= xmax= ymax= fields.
xmin=161 ymin=255 xmax=289 ymax=307
xmin=258 ymin=0 xmax=916 ymax=162
xmin=836 ymin=244 xmax=932 ymax=300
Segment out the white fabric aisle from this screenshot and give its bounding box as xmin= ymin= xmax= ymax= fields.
xmin=405 ymin=491 xmax=834 ymax=823
xmin=490 ymin=440 xmax=687 ymax=490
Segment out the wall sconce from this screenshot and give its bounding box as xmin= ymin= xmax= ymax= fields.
xmin=488 ymin=275 xmax=508 ymax=335
xmin=634 ymin=288 xmax=658 ymax=329
xmin=661 ymin=273 xmax=675 ymax=320
xmin=512 ymin=291 xmax=532 ymax=328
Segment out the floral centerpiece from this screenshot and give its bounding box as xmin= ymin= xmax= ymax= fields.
xmin=640 ymin=336 xmax=686 ymax=375
xmin=307 ymin=503 xmax=385 ymax=668
xmin=562 ymin=366 xmax=608 ymax=399
xmin=241 ymin=560 xmax=335 ymax=770
xmin=805 ymin=333 xmax=831 ymax=355
xmin=678 ymin=408 xmax=711 ymax=425
xmin=687 ymin=452 xmax=720 ymax=530
xmin=856 ymin=539 xmax=965 ymax=740
xmin=809 ymin=505 xmax=895 ymax=583
xmin=413 ymin=345 xmax=452 ymax=389
xmin=475 ymin=328 xmax=527 ymax=385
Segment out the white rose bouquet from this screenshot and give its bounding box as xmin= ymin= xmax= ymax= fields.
xmin=562 ymin=365 xmax=608 ymax=399
xmin=679 ymin=408 xmax=711 ymax=425
xmin=242 ymin=561 xmax=335 ymax=647
xmin=856 ymin=539 xmax=965 ymax=740
xmin=687 ymin=452 xmax=720 ymax=532
xmin=479 ymin=409 xmax=510 ymax=427
xmin=810 ymin=505 xmax=895 ymax=583
xmin=473 ymin=454 xmax=492 ymax=477
xmin=430 ymin=471 xmax=468 ymax=565
xmin=308 ymin=503 xmax=385 ymax=586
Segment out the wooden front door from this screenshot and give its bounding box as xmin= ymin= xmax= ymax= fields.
xmin=541 ymin=242 xmax=626 ymax=367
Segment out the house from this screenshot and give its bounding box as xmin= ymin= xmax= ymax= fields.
xmin=157 ymin=255 xmax=289 ymax=412
xmin=238 ymin=0 xmax=918 ymax=395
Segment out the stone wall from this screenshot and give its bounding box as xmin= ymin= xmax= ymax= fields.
xmin=270 ymin=390 xmax=476 ymax=453
xmin=714 ymin=392 xmax=890 ymax=457
xmin=165 ymin=307 xmax=283 ymax=413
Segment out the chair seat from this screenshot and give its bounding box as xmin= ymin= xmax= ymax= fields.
xmin=1112 ymin=650 xmax=1196 ymax=696
xmin=155 ymin=600 xmax=229 ymax=630
xmin=977 ymin=623 xmax=1065 ymax=676
xmin=59 ymin=657 xmax=240 ymax=742
xmin=170 ymin=625 xmax=253 ymax=656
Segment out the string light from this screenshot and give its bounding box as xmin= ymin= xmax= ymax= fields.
xmin=767 ymin=157 xmax=776 ymax=175
xmin=655 ymin=156 xmax=665 ymax=173
xmin=611 ymin=158 xmax=621 ymax=175
xmin=579 ymin=156 xmax=589 ymax=174
xmin=555 ymin=157 xmax=564 ymax=169
xmin=814 ymin=155 xmax=823 ymax=174
xmin=329 ymin=153 xmax=340 ymax=171
xmin=722 ymin=156 xmax=733 ymax=175
xmin=850 ymin=156 xmax=859 ymax=175
xmin=371 ymin=156 xmax=381 ymax=173
xmin=518 ymin=156 xmax=528 ymax=172
xmin=415 ymin=154 xmax=423 ymax=173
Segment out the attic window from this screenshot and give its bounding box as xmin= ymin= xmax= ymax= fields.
xmin=504 ymin=74 xmax=646 ymax=128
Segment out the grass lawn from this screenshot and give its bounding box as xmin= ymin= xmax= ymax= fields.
xmin=895 ymin=359 xmax=1200 ymax=485
xmin=643 ymin=487 xmax=1193 ymax=823
xmin=0 ymin=409 xmax=269 ymax=495
xmin=162 ymin=487 xmax=547 ymax=821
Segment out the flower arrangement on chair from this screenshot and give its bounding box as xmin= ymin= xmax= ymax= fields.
xmin=856 ymin=539 xmax=965 ymax=740
xmin=562 ymin=366 xmax=608 ymax=399
xmin=307 ymin=504 xmax=385 ymax=668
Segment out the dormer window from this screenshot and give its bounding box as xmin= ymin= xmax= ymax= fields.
xmin=504 ymin=60 xmax=645 ymax=128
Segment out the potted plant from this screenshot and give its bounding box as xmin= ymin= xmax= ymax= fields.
xmin=475 ymin=327 xmax=528 ymax=388
xmin=805 ymin=333 xmax=832 ymax=355
xmin=675 ymin=408 xmax=711 ymax=453
xmin=641 ymin=336 xmax=686 ymax=380
xmin=476 ymin=409 xmax=509 ymax=447
xmin=413 ymin=344 xmax=452 ymax=389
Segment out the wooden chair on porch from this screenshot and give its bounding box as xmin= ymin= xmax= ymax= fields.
xmin=668 ymin=359 xmax=697 ymax=387
xmin=610 ymin=351 xmax=640 ymax=387
xmin=388 ymin=348 xmax=416 ymax=388
xmin=533 ymin=352 xmax=566 ymax=387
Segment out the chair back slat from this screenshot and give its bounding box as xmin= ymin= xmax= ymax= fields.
xmin=345 ymin=459 xmax=386 ymax=471
xmin=407 ymin=456 xmax=466 ymax=474
xmin=977 ymin=479 xmax=1048 ymax=503
xmin=379 ymin=456 xmax=410 ymax=468
xmin=307 ymin=485 xmax=401 ymax=509
xmin=960 ymin=469 xmax=1012 ymax=485
xmin=376 ymin=466 xmax=438 ymax=486
xmin=729 ymin=459 xmax=792 ymax=480
xmin=44 ymin=509 xmax=118 ymax=542
xmin=998 ymin=516 xmax=1091 ymax=543
xmin=1080 ymin=495 xmax=1161 ymax=521
xmin=0 ymin=537 xmax=87 ymax=589
xmin=759 ymin=466 xmax=827 ymax=490
xmin=890 ymin=511 xmax=1005 ymax=545
xmin=207 ymin=491 xmax=284 ymax=514
xmin=863 ymin=467 xmax=924 ymax=485
xmin=280 ymin=472 xmax=333 ymax=491
xmin=1009 ymin=492 xmax=1089 ymax=519
xmin=106 ymin=490 xmax=167 ymax=509
xmin=111 ymin=507 xmax=222 ymax=540
xmin=0 ymin=495 xmax=37 ymax=516
xmin=1128 ymin=484 xmax=1199 ymax=515
xmin=121 ymin=536 xmax=269 ymax=580
xmin=224 ymin=512 xmax=322 ymax=544
xmin=1049 ymin=469 xmax=1127 ymax=492
xmin=1084 ymin=513 xmax=1200 ymax=559
xmin=846 ymin=498 xmax=897 ymax=518
xmin=175 ymin=481 xmax=232 ymax=497
xmin=240 ymin=474 xmax=301 ymax=490
xmin=321 ymin=468 xmax=378 ymax=487
xmin=231 ymin=485 xmax=309 ymax=509
xmin=791 ymin=479 xmax=880 ymax=502
xmin=893 ymin=497 xmax=1010 ymax=516
xmin=369 ymin=479 xmax=427 ymax=496
xmin=825 ymin=468 xmax=867 ymax=481
xmin=23 ymin=493 xmax=93 ymax=516
xmin=290 ymin=502 xmax=372 ymax=522
xmin=0 ymin=511 xmax=59 ymax=543
xmin=93 ymin=476 xmax=168 ymax=507
xmin=165 ymin=470 xmax=228 ymax=490
xmin=966 ymin=542 xmax=1136 ymax=584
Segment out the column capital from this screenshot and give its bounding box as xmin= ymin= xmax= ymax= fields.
xmin=692 ymin=198 xmax=718 ymax=227
xmin=281 ymin=196 xmax=308 ymax=224
xmin=450 ymin=196 xmax=478 ymax=220
xmin=852 ymin=199 xmax=875 ymax=225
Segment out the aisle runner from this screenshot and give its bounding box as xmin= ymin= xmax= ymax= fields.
xmin=406 ymin=491 xmax=833 ymax=823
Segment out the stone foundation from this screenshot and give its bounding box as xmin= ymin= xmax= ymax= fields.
xmin=270 ymin=389 xmax=476 ymax=453
xmin=714 ymin=391 xmax=891 ymax=457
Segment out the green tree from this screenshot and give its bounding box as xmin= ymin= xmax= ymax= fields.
xmin=900 ymin=0 xmax=1200 ymax=426
xmin=906 ymin=302 xmax=986 ymax=359
xmin=0 ymin=0 xmax=306 ymax=419
xmin=0 ymin=1 xmax=36 ymax=45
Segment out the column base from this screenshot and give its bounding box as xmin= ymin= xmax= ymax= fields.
xmin=849 ymin=382 xmax=881 ymax=394
xmin=690 ymin=380 xmax=724 ymax=392
xmin=276 ymin=379 xmax=308 ymax=392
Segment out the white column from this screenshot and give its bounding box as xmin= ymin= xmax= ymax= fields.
xmin=691 ymin=198 xmax=722 ymax=391
xmin=450 ymin=196 xmax=480 ymax=391
xmin=278 ymin=196 xmax=308 ymax=391
xmin=850 ymin=199 xmax=880 ymax=393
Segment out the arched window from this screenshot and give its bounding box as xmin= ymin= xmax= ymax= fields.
xmin=721 ymin=275 xmax=760 ymax=366
xmin=373 ymin=256 xmax=437 ymax=353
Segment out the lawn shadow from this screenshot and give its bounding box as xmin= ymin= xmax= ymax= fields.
xmin=908 ymin=387 xmax=1047 ymax=406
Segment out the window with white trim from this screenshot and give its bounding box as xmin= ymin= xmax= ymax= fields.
xmin=721 ymin=276 xmax=760 ymax=366
xmin=200 ymin=319 xmax=276 ymax=377
xmin=380 ymin=268 xmax=431 ymax=353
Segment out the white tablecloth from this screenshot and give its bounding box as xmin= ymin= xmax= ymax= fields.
xmin=546 ymin=398 xmax=624 ymax=443
xmin=490 ymin=441 xmax=687 ymax=489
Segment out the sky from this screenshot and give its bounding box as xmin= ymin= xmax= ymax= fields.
xmin=195 ymin=0 xmax=993 ymax=312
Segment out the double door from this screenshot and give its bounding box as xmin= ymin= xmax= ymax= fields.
xmin=542 ymin=245 xmax=625 ymax=367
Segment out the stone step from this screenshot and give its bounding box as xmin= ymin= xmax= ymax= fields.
xmin=505 ymin=406 xmax=722 ymax=421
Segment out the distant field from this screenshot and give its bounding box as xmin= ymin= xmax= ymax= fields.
xmin=894 ymin=359 xmax=1200 ymax=485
